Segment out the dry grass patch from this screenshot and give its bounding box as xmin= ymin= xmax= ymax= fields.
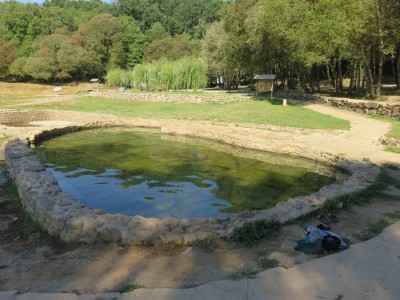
xmin=0 ymin=82 xmax=91 ymax=97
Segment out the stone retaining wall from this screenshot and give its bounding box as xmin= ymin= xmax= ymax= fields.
xmin=4 ymin=110 xmax=381 ymax=245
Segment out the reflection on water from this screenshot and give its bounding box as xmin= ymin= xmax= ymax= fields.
xmin=35 ymin=128 xmax=335 ymax=218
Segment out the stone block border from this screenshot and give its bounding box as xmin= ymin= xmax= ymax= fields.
xmin=3 ymin=110 xmax=381 ymax=245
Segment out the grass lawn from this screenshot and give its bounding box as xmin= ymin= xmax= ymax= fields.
xmin=370 ymin=114 xmax=400 ymax=153
xmin=21 ymin=96 xmax=350 ymax=130
xmin=370 ymin=115 xmax=400 ymax=139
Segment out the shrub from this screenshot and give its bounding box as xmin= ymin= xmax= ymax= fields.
xmin=229 ymin=219 xmax=281 ymax=247
xmin=322 ymin=171 xmax=396 ymax=212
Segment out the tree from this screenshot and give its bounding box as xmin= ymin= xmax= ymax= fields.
xmin=20 ymin=30 xmax=87 ymax=81
xmin=119 ymin=16 xmax=147 ymax=69
xmin=157 ymin=0 xmax=223 ymax=35
xmin=143 ymin=34 xmax=197 ymax=62
xmin=74 ymin=13 xmax=125 ymax=76
xmin=293 ymin=0 xmax=353 ymax=93
xmin=24 ymin=57 xmax=56 ymax=81
xmin=0 ymin=39 xmax=19 ymax=79
xmin=0 ymin=2 xmax=41 ymax=41
xmin=111 ymin=0 xmax=145 ymax=22
xmin=202 ymin=22 xmax=225 ymax=80
xmin=145 ymin=22 xmax=169 ymax=43
xmin=344 ymin=0 xmax=399 ymax=98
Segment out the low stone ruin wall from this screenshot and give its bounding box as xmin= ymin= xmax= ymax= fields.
xmin=318 ymin=97 xmax=400 ymax=120
xmin=5 ymin=122 xmax=380 ymax=245
xmin=0 ymin=109 xmax=54 ymax=125
xmin=275 ymin=90 xmax=400 ymax=120
xmin=89 ymin=91 xmax=245 ymax=103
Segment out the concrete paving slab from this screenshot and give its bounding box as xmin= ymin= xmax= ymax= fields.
xmin=12 ymin=293 xmax=78 ymax=300
xmin=0 ymin=291 xmax=18 ymax=300
xmin=249 ymin=221 xmax=400 ymax=300
xmin=78 ymin=292 xmax=121 ymax=300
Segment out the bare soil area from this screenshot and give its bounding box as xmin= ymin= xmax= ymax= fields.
xmin=1 ymin=165 xmax=399 ymax=294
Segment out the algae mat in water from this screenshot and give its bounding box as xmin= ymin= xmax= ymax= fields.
xmin=35 ymin=128 xmax=335 ymax=218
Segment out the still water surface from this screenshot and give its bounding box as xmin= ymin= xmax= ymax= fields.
xmin=35 ymin=128 xmax=335 ymax=218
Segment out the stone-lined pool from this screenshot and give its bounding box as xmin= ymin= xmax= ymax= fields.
xmin=35 ymin=128 xmax=335 ymax=218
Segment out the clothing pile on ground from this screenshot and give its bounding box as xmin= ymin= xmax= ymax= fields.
xmin=295 ymin=213 xmax=347 ymax=254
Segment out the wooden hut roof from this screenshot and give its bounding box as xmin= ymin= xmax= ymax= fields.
xmin=253 ymin=74 xmax=276 ymax=80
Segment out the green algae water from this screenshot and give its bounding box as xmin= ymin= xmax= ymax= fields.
xmin=35 ymin=128 xmax=335 ymax=218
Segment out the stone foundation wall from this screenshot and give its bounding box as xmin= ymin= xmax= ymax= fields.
xmin=4 ymin=116 xmax=381 ymax=245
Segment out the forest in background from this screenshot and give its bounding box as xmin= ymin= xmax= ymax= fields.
xmin=0 ymin=0 xmax=399 ymax=99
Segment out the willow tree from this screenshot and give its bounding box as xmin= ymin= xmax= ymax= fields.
xmin=131 ymin=63 xmax=150 ymax=90
xmin=118 ymin=57 xmax=207 ymax=91
xmin=157 ymin=59 xmax=175 ymax=90
xmin=173 ymin=57 xmax=208 ymax=90
xmin=105 ymin=68 xmax=132 ymax=87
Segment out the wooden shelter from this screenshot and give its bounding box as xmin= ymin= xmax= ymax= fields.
xmin=254 ymin=74 xmax=276 ymax=98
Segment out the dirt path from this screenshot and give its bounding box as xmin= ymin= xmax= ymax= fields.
xmin=301 ymin=104 xmax=397 ymax=164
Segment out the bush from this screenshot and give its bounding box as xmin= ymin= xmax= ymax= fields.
xmin=229 ymin=219 xmax=281 ymax=247
xmin=322 ymin=171 xmax=396 ymax=212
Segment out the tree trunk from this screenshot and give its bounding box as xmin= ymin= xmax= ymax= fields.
xmin=282 ymin=64 xmax=289 ymax=90
xmin=337 ymin=56 xmax=344 ymax=94
xmin=360 ymin=45 xmax=376 ymax=99
xmin=326 ymin=64 xmax=331 ymax=87
xmin=316 ymin=63 xmax=321 ymax=93
xmin=393 ymin=44 xmax=400 ymax=90
xmin=348 ymin=60 xmax=355 ymax=95
xmin=329 ymin=61 xmax=337 ymax=89
xmin=374 ymin=0 xmax=385 ymax=97
xmin=356 ymin=60 xmax=361 ymax=90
